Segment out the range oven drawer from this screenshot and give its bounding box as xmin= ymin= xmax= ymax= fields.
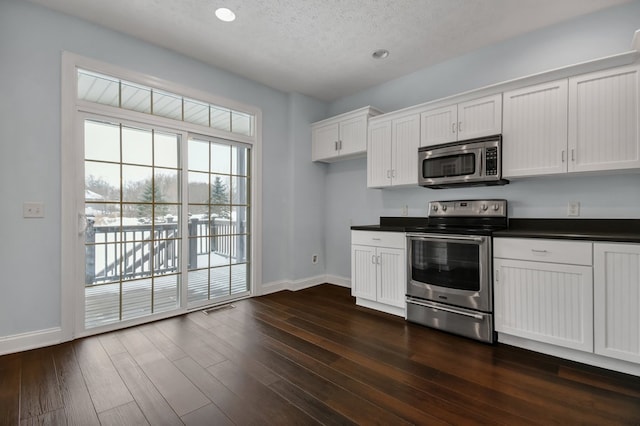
xmin=406 ymin=297 xmax=494 ymax=343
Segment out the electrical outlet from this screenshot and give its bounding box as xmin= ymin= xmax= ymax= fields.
xmin=23 ymin=202 xmax=44 ymax=218
xmin=311 ymin=254 xmax=319 ymax=264
xmin=567 ymin=201 xmax=580 ymax=217
xmin=401 ymin=204 xmax=408 ymax=216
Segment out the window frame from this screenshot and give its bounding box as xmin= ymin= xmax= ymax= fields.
xmin=61 ymin=51 xmax=262 ymax=340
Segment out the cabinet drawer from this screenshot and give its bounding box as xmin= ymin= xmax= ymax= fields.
xmin=494 ymin=238 xmax=592 ymax=265
xmin=351 ymin=231 xmax=405 ymax=249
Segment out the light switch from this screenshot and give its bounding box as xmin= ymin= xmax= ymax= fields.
xmin=23 ymin=202 xmax=44 ymax=218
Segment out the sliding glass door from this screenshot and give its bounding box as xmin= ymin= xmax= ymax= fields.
xmin=83 ymin=117 xmax=184 ymax=328
xmin=81 ymin=117 xmax=250 ymax=331
xmin=186 ymin=135 xmax=251 ymax=308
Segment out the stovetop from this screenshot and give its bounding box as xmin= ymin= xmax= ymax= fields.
xmin=375 ymin=199 xmax=508 ymax=235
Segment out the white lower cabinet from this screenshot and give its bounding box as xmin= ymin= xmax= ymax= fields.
xmin=351 ymin=231 xmax=406 ymax=316
xmin=594 ymin=243 xmax=640 ymax=364
xmin=494 ymin=238 xmax=593 ymax=352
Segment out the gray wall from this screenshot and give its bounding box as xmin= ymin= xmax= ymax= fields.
xmin=324 ymin=1 xmax=640 ymax=279
xmin=0 ymin=0 xmax=325 ymax=337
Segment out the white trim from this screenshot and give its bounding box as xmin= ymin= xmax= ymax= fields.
xmin=61 ymin=52 xmax=78 ymax=342
xmin=259 ymin=275 xmax=327 ymax=295
xmin=498 ymin=333 xmax=640 ymax=377
xmin=325 ymin=274 xmax=350 ymax=288
xmin=259 ymin=275 xmax=350 ymax=296
xmin=0 ymin=328 xmax=63 ymax=356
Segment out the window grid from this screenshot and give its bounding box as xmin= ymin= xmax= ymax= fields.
xmin=78 ymin=69 xmax=254 ymax=137
xmin=187 ymin=137 xmax=250 ymax=304
xmin=84 ymin=119 xmax=182 ymax=328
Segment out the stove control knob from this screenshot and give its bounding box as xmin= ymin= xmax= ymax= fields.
xmin=492 ymin=204 xmax=500 ymax=211
xmin=481 ymin=204 xmax=488 ymax=211
xmin=432 ymin=205 xmax=438 ymax=211
xmin=441 ymin=205 xmax=447 ymax=211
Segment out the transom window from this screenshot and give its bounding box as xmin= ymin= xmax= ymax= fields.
xmin=77 ymin=69 xmax=254 ymax=137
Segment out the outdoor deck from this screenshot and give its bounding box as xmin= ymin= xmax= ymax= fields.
xmin=84 ymin=218 xmax=249 ymax=329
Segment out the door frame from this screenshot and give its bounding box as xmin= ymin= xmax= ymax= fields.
xmin=61 ymin=51 xmax=262 ymax=341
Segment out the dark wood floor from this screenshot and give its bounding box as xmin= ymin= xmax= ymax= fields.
xmin=2 ymin=284 xmax=640 ymax=425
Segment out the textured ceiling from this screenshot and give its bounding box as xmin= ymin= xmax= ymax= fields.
xmin=26 ymin=0 xmax=631 ymax=101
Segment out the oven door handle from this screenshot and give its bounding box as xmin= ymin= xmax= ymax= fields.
xmin=406 ymin=234 xmax=485 ymax=243
xmin=406 ymin=298 xmax=484 ymax=320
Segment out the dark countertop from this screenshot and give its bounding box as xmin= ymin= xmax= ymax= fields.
xmin=493 ymin=219 xmax=640 ymax=243
xmin=351 ymin=217 xmax=640 ymax=243
xmin=351 ymin=216 xmax=429 ymax=232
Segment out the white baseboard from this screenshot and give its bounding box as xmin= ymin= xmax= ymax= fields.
xmin=259 ymin=274 xmax=351 ymax=295
xmin=325 ymin=274 xmax=350 ymax=288
xmin=0 ymin=327 xmax=64 ymax=356
xmin=498 ymin=333 xmax=640 ymax=377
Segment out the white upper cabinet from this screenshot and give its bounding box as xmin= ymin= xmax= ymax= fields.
xmin=420 ymin=105 xmax=457 ymax=146
xmin=568 ymin=65 xmax=640 ymax=173
xmin=368 ymin=112 xmax=420 ymax=188
xmin=502 ymin=80 xmax=569 ymax=177
xmin=421 ymin=94 xmax=502 ymax=147
xmin=367 ymin=120 xmax=393 ymax=188
xmin=457 ymin=94 xmax=503 ymax=140
xmin=312 ymin=122 xmax=340 ymax=161
xmin=312 ymin=106 xmax=382 ymax=163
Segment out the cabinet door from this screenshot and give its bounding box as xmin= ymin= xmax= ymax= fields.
xmin=420 ymin=105 xmax=457 ymax=147
xmin=377 ymin=247 xmax=406 ymax=308
xmin=351 ymin=244 xmax=377 ymax=301
xmin=339 ymin=115 xmax=368 ymax=157
xmin=457 ymin=94 xmax=502 ymax=140
xmin=594 ymin=243 xmax=640 ymax=364
xmin=568 ymin=65 xmax=640 ymax=173
xmin=494 ymin=258 xmax=593 ymax=352
xmin=502 ymin=80 xmax=568 ymax=177
xmin=367 ymin=120 xmax=393 ymax=188
xmin=312 ymin=122 xmax=339 ymax=161
xmin=391 ymin=114 xmax=420 ymax=186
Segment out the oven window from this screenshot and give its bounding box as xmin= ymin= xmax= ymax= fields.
xmin=411 ymin=239 xmax=480 ymax=291
xmin=422 ymin=153 xmax=475 ymax=178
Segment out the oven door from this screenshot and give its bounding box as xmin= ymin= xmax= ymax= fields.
xmin=406 ymin=233 xmax=492 ymax=312
xmin=419 ymin=146 xmax=482 ymax=187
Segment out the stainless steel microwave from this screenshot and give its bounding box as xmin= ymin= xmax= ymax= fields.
xmin=418 ymin=135 xmax=509 ymax=189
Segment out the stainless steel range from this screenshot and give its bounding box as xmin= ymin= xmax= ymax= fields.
xmin=406 ymin=199 xmax=507 ymax=343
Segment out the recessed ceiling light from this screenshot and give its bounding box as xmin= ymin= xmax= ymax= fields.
xmin=215 ymin=7 xmax=236 ymax=22
xmin=372 ymin=49 xmax=390 ymax=59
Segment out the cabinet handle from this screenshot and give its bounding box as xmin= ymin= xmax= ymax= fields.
xmin=458 ymin=121 xmax=462 ymax=132
xmin=561 ymin=150 xmax=566 ymax=163
xmin=531 ymin=249 xmax=549 ymax=254
xmin=339 ymin=140 xmax=342 ymax=150
xmin=387 ymin=170 xmax=391 ymax=179
xmin=371 ymin=255 xmax=377 ymax=264
xmin=372 ymin=238 xmax=381 ymax=241
xmin=377 ymin=255 xmax=381 ymax=265
xmin=452 ymin=122 xmax=456 ymax=133
xmin=334 ymin=141 xmax=338 ymax=151
xmin=495 ymin=270 xmax=499 ymax=282
xmin=571 ymin=149 xmax=575 ymax=162
xmin=391 ymin=169 xmax=396 ymax=178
